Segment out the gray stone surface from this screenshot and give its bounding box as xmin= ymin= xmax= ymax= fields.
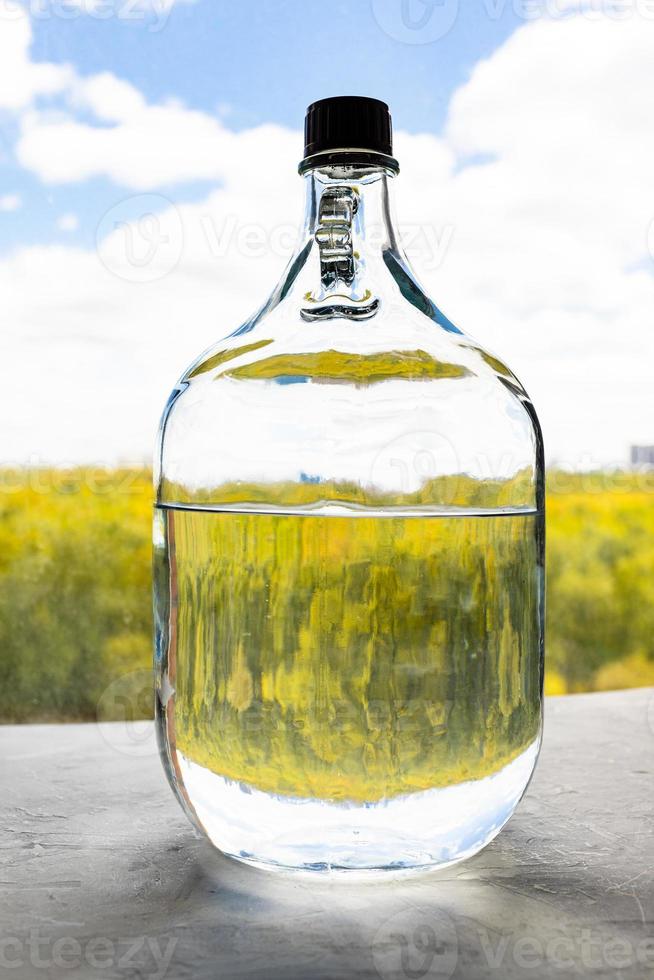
xmin=1 ymin=689 xmax=653 ymax=980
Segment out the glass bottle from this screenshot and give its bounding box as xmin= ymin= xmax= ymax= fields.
xmin=154 ymin=97 xmax=545 ymax=874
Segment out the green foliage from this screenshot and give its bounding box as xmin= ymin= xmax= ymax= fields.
xmin=0 ymin=467 xmax=652 ymax=723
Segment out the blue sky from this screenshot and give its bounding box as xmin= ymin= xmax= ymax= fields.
xmin=1 ymin=0 xmax=653 ymax=466
xmin=31 ymin=1 xmax=522 ymax=129
xmin=2 ymin=0 xmax=523 ymax=252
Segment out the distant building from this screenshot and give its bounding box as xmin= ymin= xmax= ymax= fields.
xmin=631 ymin=445 xmax=654 ymax=468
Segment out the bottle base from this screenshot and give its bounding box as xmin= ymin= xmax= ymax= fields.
xmin=175 ymin=738 xmax=540 ymax=875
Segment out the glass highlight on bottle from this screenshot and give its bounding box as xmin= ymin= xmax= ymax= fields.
xmin=154 ymin=97 xmax=545 ymax=873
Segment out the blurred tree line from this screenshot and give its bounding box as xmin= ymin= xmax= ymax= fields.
xmin=0 ymin=467 xmax=652 ymax=723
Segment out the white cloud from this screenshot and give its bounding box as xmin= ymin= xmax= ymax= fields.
xmin=0 ymin=3 xmax=72 ymax=110
xmin=400 ymin=13 xmax=654 ymax=465
xmin=57 ymin=212 xmax=79 ymax=231
xmin=72 ymin=71 xmax=146 ymax=123
xmin=0 ymin=193 xmax=21 ymax=211
xmin=17 ymin=89 xmax=297 ymax=190
xmin=1 ymin=11 xmax=654 ymax=467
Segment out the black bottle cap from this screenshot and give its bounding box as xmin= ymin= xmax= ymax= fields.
xmin=299 ymin=96 xmax=399 ymax=175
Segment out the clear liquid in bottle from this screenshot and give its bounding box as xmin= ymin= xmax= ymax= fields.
xmin=154 ymin=503 xmax=543 ymax=871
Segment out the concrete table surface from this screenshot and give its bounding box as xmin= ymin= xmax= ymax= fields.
xmin=2 ymin=689 xmax=653 ymax=980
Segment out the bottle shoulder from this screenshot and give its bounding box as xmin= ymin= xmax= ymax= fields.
xmin=158 ymin=309 xmax=541 ymax=513
xmin=177 ymin=280 xmax=528 ymax=402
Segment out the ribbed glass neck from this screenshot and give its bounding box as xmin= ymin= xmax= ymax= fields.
xmin=301 ymin=165 xmax=402 ymax=263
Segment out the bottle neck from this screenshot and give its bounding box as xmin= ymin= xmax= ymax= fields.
xmin=298 ymin=165 xmax=405 ymax=319
xmin=302 ymin=164 xmax=401 ymax=255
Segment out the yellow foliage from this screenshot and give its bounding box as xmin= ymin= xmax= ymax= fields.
xmin=544 ymin=671 xmax=568 ymax=695
xmin=0 ymin=465 xmax=652 ymax=731
xmin=593 ymin=652 xmax=654 ymax=692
